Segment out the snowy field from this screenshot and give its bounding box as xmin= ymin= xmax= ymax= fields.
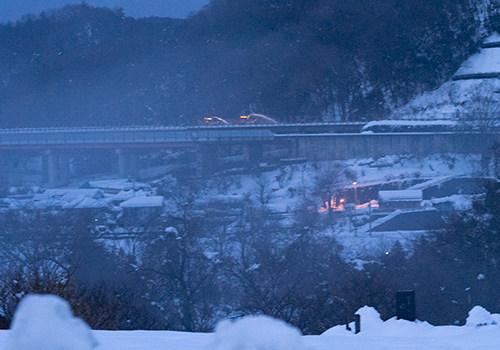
xmin=1 ymin=295 xmax=499 ymax=350
xmin=1 ymin=316 xmax=499 ymax=350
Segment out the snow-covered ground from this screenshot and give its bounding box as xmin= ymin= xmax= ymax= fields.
xmin=3 ymin=153 xmax=482 ymax=259
xmin=218 ymin=153 xmax=481 ymax=213
xmin=390 ymin=32 xmax=500 ymax=119
xmin=1 ymin=302 xmax=500 ymax=350
xmin=392 ymin=77 xmax=500 ymax=119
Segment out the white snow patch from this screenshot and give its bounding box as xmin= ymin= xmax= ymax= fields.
xmin=354 ymin=306 xmax=384 ymax=329
xmin=88 ymin=179 xmax=151 ymax=192
xmin=484 ymin=32 xmax=500 ymax=44
xmin=466 ymin=306 xmax=496 ymax=327
xmin=455 ymin=47 xmax=500 ymax=75
xmin=379 ymin=190 xmax=423 ymax=202
xmin=120 ymin=196 xmax=164 ymax=208
xmin=208 ymin=315 xmax=305 ymax=350
xmin=424 ymin=194 xmax=474 ymax=211
xmin=7 ymin=294 xmax=97 ymax=350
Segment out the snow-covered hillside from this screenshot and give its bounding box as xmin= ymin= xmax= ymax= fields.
xmin=3 ymin=153 xmax=482 ymax=260
xmin=392 ymin=32 xmax=500 ymax=120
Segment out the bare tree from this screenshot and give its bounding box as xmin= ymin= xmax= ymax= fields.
xmin=254 ymin=175 xmax=275 ymax=205
xmin=311 ymin=162 xmax=352 ymax=212
xmin=461 ymin=88 xmax=500 ymax=131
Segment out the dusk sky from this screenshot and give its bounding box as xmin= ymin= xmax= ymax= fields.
xmin=0 ymin=0 xmax=211 ymax=23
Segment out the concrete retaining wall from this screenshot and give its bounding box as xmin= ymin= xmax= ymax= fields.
xmin=283 ymin=133 xmax=498 ymax=161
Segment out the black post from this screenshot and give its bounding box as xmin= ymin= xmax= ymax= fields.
xmin=354 ymin=314 xmax=361 ymax=334
xmin=396 ymin=290 xmax=416 ymax=321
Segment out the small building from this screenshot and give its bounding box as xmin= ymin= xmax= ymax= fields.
xmin=378 ymin=190 xmax=423 ymax=211
xmin=369 ymin=209 xmax=445 ymax=232
xmin=408 ymin=176 xmax=494 ymax=200
xmin=32 ymin=188 xmax=106 ymax=212
xmin=83 ymin=179 xmax=151 ymax=194
xmin=120 ymin=196 xmax=164 ymax=219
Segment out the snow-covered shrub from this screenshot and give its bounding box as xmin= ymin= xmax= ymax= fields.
xmin=466 ymin=306 xmax=497 ymax=327
xmin=7 ymin=294 xmax=97 ymax=350
xmin=208 ymin=315 xmax=305 ymax=350
xmin=351 ymin=306 xmax=384 ymax=333
xmin=356 ymin=306 xmax=384 ymax=325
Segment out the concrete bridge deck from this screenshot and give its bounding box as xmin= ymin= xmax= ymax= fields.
xmin=0 ymin=125 xmax=275 ymax=149
xmin=1 ymin=124 xmax=499 ymax=188
xmin=0 ymin=122 xmax=367 ymax=149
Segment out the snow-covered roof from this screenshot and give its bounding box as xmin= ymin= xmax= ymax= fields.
xmin=378 ymin=190 xmax=423 ymax=202
xmin=454 ymin=47 xmax=500 ymax=77
xmin=369 ymin=208 xmax=444 ymax=232
xmin=87 ymin=179 xmax=151 ymax=191
xmin=408 ymin=176 xmax=454 ymax=190
xmin=120 ymin=196 xmax=164 ymax=208
xmin=28 ymin=188 xmax=113 ymax=210
xmin=424 ymin=194 xmax=474 ymax=211
xmin=105 ymin=190 xmax=149 ymax=202
xmin=34 ymin=189 xmax=104 ymax=201
xmin=483 ymin=32 xmax=500 ymax=45
xmin=197 ymin=194 xmax=247 ymax=205
xmin=61 ymin=197 xmax=109 ymax=209
xmin=2 ymin=198 xmax=29 ymax=210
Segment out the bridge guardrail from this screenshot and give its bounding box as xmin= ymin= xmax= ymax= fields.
xmin=0 ymin=126 xmax=275 ymax=146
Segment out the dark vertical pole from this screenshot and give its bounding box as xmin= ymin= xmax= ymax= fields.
xmin=355 ymin=314 xmax=361 ymax=334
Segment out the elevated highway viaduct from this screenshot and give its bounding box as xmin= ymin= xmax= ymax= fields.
xmin=0 ymin=124 xmax=498 ymax=187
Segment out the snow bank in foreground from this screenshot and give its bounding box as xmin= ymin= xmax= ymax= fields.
xmin=466 ymin=306 xmax=497 ymax=327
xmin=2 ymin=304 xmax=500 ymax=350
xmin=208 ymin=315 xmax=305 ymax=350
xmin=322 ymin=305 xmax=435 ymax=337
xmin=7 ymin=294 xmax=97 ymax=350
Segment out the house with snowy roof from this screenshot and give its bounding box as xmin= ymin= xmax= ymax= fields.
xmin=368 ymin=209 xmax=445 ymax=233
xmin=34 ymin=188 xmax=105 ymax=201
xmin=0 ymin=198 xmax=30 ymax=213
xmin=378 ymin=190 xmax=423 ymax=211
xmin=32 ymin=188 xmax=108 ymax=212
xmin=120 ymin=196 xmax=164 ymax=220
xmin=408 ymin=176 xmax=494 ymax=200
xmin=82 ymin=179 xmax=151 ymax=194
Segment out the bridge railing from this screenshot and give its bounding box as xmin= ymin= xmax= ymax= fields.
xmin=0 ymin=126 xmax=274 ymax=145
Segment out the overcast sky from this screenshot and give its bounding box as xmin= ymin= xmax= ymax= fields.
xmin=0 ymin=0 xmax=211 ymax=23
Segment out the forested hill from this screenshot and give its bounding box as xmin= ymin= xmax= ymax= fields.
xmin=0 ymin=1 xmax=496 ymax=127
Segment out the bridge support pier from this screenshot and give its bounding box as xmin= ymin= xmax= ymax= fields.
xmin=116 ymin=149 xmax=139 ymax=180
xmin=43 ymin=150 xmax=70 ymax=188
xmin=196 ymin=144 xmax=219 ymax=177
xmin=243 ymin=143 xmax=263 ymax=167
